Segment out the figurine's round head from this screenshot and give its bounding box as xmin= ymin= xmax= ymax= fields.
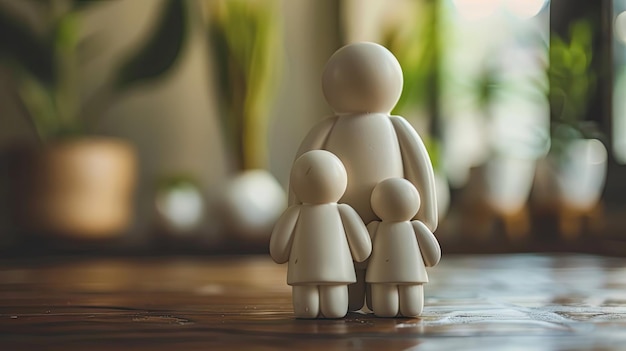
xmin=291 ymin=150 xmax=347 ymax=204
xmin=371 ymin=178 xmax=420 ymax=221
xmin=322 ymin=42 xmax=403 ymax=115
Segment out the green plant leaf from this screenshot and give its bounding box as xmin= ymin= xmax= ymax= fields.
xmin=549 ymin=19 xmax=596 ymax=127
xmin=16 ymin=68 xmax=58 ymax=142
xmin=115 ymin=0 xmax=187 ymax=90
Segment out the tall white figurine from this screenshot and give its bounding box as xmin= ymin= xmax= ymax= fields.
xmin=366 ymin=178 xmax=441 ymax=317
xmin=291 ymin=42 xmax=438 ymax=310
xmin=270 ymin=150 xmax=372 ymax=319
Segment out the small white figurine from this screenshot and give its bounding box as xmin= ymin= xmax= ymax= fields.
xmin=366 ymin=178 xmax=441 ymax=317
xmin=270 ymin=150 xmax=372 ymax=319
xmin=290 ymin=42 xmax=438 ymax=310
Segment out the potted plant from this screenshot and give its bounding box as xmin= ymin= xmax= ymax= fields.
xmin=204 ymin=0 xmax=286 ymax=246
xmin=1 ymin=0 xmax=188 ymax=241
xmin=533 ymin=19 xmax=607 ymax=240
xmin=434 ymin=5 xmax=551 ymax=243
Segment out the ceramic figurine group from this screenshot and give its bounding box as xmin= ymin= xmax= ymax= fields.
xmin=270 ymin=42 xmax=441 ymax=319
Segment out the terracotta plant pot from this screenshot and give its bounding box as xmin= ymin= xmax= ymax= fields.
xmin=9 ymin=137 xmax=137 ymax=240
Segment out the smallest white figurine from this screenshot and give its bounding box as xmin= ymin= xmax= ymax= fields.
xmin=366 ymin=178 xmax=441 ymax=317
xmin=269 ymin=150 xmax=372 ymax=319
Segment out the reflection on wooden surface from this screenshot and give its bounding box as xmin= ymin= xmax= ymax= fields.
xmin=1 ymin=254 xmax=626 ymax=350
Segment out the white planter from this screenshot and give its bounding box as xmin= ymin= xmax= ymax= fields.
xmin=555 ymin=138 xmax=607 ymax=211
xmin=212 ymin=170 xmax=286 ymax=243
xmin=532 ymin=138 xmax=607 ymax=239
xmin=484 ymin=155 xmax=537 ymax=216
xmin=435 ymin=172 xmax=450 ymax=223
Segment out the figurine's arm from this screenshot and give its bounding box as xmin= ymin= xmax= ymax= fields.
xmin=338 ymin=204 xmax=372 ymax=263
xmin=390 ymin=116 xmax=438 ymax=231
xmin=288 ymin=116 xmax=339 ymax=205
xmin=412 ymin=220 xmax=441 ymax=267
xmin=269 ymin=205 xmax=301 ymax=264
xmin=359 ymin=221 xmax=380 ymax=266
xmin=366 ymin=221 xmax=380 ymax=242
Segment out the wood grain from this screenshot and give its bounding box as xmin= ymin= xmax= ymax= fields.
xmin=1 ymin=254 xmax=626 ymax=350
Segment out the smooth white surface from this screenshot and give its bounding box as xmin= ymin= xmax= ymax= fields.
xmin=366 ymin=178 xmax=441 ymax=317
xmin=292 ymin=42 xmax=438 ymax=230
xmin=371 ymin=178 xmax=420 ymax=222
xmin=290 ymin=150 xmax=347 ymax=204
xmin=216 ymin=169 xmax=286 ymax=238
xmin=289 ymin=42 xmax=439 ymax=312
xmin=156 ymin=185 xmax=204 ymax=233
xmin=322 ymin=42 xmax=403 ymax=114
xmin=271 ymin=150 xmax=372 ymax=318
xmin=616 ymin=11 xmax=626 ymax=44
xmin=558 ymin=139 xmax=608 ymax=210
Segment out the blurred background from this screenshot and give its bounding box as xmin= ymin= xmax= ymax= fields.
xmin=0 ymin=0 xmax=624 ymax=256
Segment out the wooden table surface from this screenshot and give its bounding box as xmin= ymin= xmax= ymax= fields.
xmin=1 ymin=253 xmax=626 ymax=350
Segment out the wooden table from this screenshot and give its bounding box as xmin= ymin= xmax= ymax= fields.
xmin=1 ymin=253 xmax=626 ymax=350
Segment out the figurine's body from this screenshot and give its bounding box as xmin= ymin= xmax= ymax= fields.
xmin=290 ymin=42 xmax=438 ymax=310
xmin=366 ymin=178 xmax=441 ymax=317
xmin=270 ymin=150 xmax=372 ymax=319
